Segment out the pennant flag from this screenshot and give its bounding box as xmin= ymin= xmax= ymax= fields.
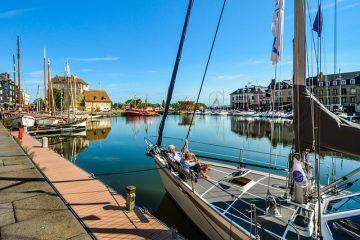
xmin=271 ymin=0 xmax=285 ymax=65
xmin=65 ymin=61 xmax=71 ymax=77
xmin=312 ymin=5 xmax=323 ymax=37
xmin=292 ymin=157 xmax=308 ymax=187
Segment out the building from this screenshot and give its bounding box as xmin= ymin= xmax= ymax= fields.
xmin=230 ymin=85 xmax=269 ymax=110
xmin=52 ymin=75 xmax=89 ymax=110
xmin=21 ymin=90 xmax=30 ymax=105
xmin=0 ymin=73 xmax=18 ymax=106
xmin=314 ymin=71 xmax=360 ymax=113
xmin=82 ymin=90 xmax=112 ymax=112
xmin=269 ymin=80 xmax=293 ymax=110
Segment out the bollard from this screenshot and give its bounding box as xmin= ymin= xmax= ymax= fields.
xmin=18 ymin=127 xmax=24 ymax=140
xmin=42 ymin=137 xmax=48 ymax=148
xmin=23 ymin=126 xmax=28 ymax=134
xmin=170 ymin=227 xmax=178 ymax=240
xmin=126 ymin=186 xmax=136 ymax=211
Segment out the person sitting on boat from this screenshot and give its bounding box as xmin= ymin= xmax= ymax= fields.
xmin=181 ymin=152 xmax=209 ymax=179
xmin=167 ymin=145 xmax=182 ymax=163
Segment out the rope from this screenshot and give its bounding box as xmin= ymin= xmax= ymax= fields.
xmin=185 ymin=0 xmax=227 ymax=140
xmin=92 ymin=167 xmax=165 ymax=176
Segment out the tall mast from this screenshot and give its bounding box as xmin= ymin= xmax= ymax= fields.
xmin=157 ymin=0 xmax=194 ymax=147
xmin=48 ymin=58 xmax=54 ymax=113
xmin=12 ymin=54 xmax=16 ymax=103
xmin=17 ymin=36 xmax=21 ymax=107
xmin=293 ymin=0 xmax=307 ymax=204
xmin=44 ymin=48 xmax=47 ymax=112
xmin=74 ymin=76 xmax=77 ymax=115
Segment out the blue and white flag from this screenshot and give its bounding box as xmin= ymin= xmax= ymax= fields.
xmin=65 ymin=61 xmax=71 ymax=77
xmin=292 ymin=157 xmax=308 ymax=187
xmin=312 ymin=5 xmax=323 ymax=37
xmin=271 ymin=0 xmax=285 ymax=65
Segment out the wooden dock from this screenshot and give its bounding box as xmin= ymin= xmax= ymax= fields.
xmin=16 ymin=131 xmax=175 ymax=240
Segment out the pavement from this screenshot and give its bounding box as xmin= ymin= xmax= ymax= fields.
xmin=0 ymin=123 xmax=92 ymax=240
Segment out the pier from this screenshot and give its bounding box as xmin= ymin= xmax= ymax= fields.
xmin=1 ymin=123 xmax=175 ymax=240
xmin=0 ymin=123 xmax=91 ymax=239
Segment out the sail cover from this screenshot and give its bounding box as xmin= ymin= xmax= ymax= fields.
xmin=294 ymin=85 xmax=360 ymax=157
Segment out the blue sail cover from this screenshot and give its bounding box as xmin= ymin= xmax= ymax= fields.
xmin=312 ymin=5 xmax=323 ymax=37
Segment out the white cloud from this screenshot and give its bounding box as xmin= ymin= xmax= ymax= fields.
xmin=0 ymin=8 xmax=32 ymax=19
xmin=26 ymin=70 xmax=43 ymax=78
xmin=70 ymin=56 xmax=120 ymax=62
xmin=216 ymin=74 xmax=243 ymax=80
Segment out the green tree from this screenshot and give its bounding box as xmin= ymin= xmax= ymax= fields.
xmin=162 ymin=99 xmax=166 ymax=108
xmin=53 ymin=88 xmax=63 ymax=110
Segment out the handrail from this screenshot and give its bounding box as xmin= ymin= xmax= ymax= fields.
xmin=149 ymin=135 xmax=288 ymax=158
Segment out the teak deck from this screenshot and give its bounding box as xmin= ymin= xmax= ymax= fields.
xmin=17 ymin=132 xmax=173 ymax=240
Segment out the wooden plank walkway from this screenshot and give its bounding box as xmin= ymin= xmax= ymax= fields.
xmin=16 ymin=131 xmax=174 ymax=240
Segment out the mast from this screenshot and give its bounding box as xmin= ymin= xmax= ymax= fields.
xmin=74 ymin=76 xmax=77 ymax=115
xmin=157 ymin=0 xmax=194 ymax=147
xmin=44 ymin=48 xmax=47 ymax=112
xmin=13 ymin=55 xmax=16 ymax=103
xmin=48 ymin=58 xmax=54 ymax=113
xmin=36 ymin=84 xmax=40 ymax=113
xmin=17 ymin=36 xmax=22 ymax=107
xmin=293 ymin=0 xmax=307 ymax=204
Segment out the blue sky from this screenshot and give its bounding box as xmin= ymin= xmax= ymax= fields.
xmin=0 ymin=0 xmax=359 ymax=105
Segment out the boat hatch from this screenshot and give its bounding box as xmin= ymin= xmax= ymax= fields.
xmin=325 ymin=194 xmax=360 ymax=214
xmin=225 ymin=176 xmax=251 ymax=187
xmin=290 ymin=207 xmax=314 ymax=237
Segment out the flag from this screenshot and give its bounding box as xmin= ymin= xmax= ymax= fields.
xmin=65 ymin=61 xmax=71 ymax=77
xmin=312 ymin=5 xmax=323 ymax=37
xmin=292 ymin=157 xmax=308 ymax=187
xmin=271 ymin=0 xmax=285 ymax=65
xmin=181 ymin=139 xmax=189 ymax=153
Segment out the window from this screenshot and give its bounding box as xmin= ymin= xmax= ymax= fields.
xmin=332 ymin=80 xmax=337 ymax=86
xmin=319 ymin=90 xmax=323 ymax=95
xmin=341 ymin=80 xmax=346 ymax=85
xmin=350 ymin=79 xmax=355 ymax=84
xmin=318 ymin=82 xmax=323 ymax=87
xmin=350 ymin=88 xmax=356 ymax=94
xmin=333 ymin=89 xmax=338 ymax=95
xmin=333 ymin=97 xmax=338 ymax=104
xmin=325 ymin=81 xmax=330 ymax=86
xmin=342 ymin=97 xmax=346 ymax=103
xmin=341 ymin=88 xmax=347 ymax=95
xmin=350 ymin=97 xmax=355 ymax=103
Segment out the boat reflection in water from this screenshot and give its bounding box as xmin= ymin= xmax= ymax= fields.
xmin=231 ymin=117 xmax=293 ymax=147
xmin=49 ymin=117 xmax=112 ymax=161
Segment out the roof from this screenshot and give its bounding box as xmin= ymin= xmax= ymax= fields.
xmin=52 ymin=75 xmax=88 ymax=85
xmin=83 ymin=90 xmax=112 ymax=103
xmin=230 ymin=85 xmax=267 ymax=95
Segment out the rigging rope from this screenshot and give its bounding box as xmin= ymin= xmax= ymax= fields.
xmin=185 ymin=0 xmax=227 ymax=140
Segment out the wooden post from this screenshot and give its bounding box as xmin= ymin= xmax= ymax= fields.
xmin=13 ymin=54 xmax=16 ymax=103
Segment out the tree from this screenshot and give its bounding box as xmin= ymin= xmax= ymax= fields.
xmin=53 ymin=88 xmax=63 ymax=110
xmin=161 ymin=99 xmax=166 ymax=108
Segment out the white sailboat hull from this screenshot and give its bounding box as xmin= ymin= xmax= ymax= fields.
xmin=154 ymin=156 xmax=247 ymax=240
xmin=8 ymin=115 xmax=35 ymax=128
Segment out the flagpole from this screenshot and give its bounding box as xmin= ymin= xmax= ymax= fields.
xmin=44 ymin=48 xmax=47 ymax=112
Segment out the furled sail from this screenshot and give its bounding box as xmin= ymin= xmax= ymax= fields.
xmin=294 ymin=85 xmax=360 ymax=157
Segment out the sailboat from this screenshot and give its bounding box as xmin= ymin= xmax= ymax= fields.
xmin=146 ymin=1 xmax=360 ymax=239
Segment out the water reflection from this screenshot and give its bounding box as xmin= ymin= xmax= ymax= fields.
xmin=125 ymin=116 xmax=156 ymax=136
xmin=178 ymin=114 xmax=195 ymax=126
xmin=231 ymin=117 xmax=294 ymax=147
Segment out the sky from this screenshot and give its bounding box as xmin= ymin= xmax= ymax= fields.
xmin=0 ymin=0 xmax=359 ymax=105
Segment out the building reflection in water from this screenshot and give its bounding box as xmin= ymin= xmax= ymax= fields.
xmin=49 ymin=118 xmax=112 ymax=162
xmin=178 ymin=114 xmax=195 ymax=127
xmin=230 ymin=117 xmax=294 ymax=147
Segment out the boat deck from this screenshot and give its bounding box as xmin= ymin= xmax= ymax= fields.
xmin=16 ymin=132 xmax=174 ymax=240
xmin=177 ymin=161 xmax=312 ymax=239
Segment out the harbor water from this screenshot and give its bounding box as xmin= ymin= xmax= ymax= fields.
xmin=47 ymin=115 xmax=360 ymax=240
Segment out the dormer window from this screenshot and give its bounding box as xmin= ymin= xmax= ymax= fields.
xmin=350 ymin=79 xmax=355 ymax=85
xmin=325 ymin=81 xmax=330 ymax=86
xmin=333 ymin=80 xmax=337 ymax=86
xmin=341 ymin=80 xmax=346 ymax=85
xmin=93 ymin=96 xmax=97 ymax=100
xmin=318 ymin=82 xmax=323 ymax=87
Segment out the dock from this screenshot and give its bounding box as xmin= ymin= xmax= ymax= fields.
xmin=0 ymin=123 xmax=91 ymax=239
xmin=11 ymin=128 xmax=175 ymax=239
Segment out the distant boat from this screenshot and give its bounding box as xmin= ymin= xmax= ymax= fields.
xmin=125 ymin=107 xmax=158 ymax=116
